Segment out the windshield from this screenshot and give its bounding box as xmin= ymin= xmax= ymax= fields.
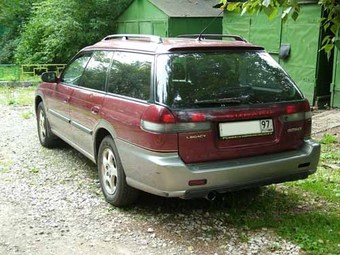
xmin=156 ymin=51 xmax=303 ymax=109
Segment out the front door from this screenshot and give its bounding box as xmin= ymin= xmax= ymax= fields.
xmin=45 ymin=82 xmax=74 ymax=142
xmin=54 ymin=52 xmax=92 ymax=142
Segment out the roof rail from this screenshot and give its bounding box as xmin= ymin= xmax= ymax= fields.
xmin=177 ymin=34 xmax=247 ymax=42
xmin=102 ymin=34 xmax=163 ymax=44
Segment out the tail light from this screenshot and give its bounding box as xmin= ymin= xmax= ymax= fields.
xmin=141 ymin=105 xmax=211 ymax=133
xmin=282 ymin=99 xmax=312 ymax=139
xmin=285 ymin=99 xmax=310 ymax=114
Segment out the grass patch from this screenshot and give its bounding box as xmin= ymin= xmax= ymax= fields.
xmin=0 ymin=85 xmax=36 ymax=106
xmin=278 ymin=212 xmax=339 ymax=254
xmin=319 ymin=133 xmax=338 ymax=145
xmin=295 ymin=134 xmax=340 ymax=201
xmin=218 ymin=185 xmax=340 ymax=255
xmin=29 ymin=167 xmax=40 ymax=174
xmin=291 ymin=168 xmax=340 ymax=203
xmin=0 ymin=159 xmax=12 ymax=173
xmin=21 ymin=110 xmax=33 ymax=119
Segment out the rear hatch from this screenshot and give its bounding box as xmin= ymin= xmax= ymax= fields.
xmin=155 ymin=50 xmax=312 ymax=164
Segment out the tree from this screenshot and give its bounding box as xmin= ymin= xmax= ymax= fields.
xmin=15 ymin=0 xmax=133 ymax=64
xmin=0 ymin=0 xmax=37 ymax=63
xmin=214 ymin=0 xmax=340 ymax=53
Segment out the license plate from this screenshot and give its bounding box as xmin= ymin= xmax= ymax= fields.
xmin=219 ymin=119 xmax=274 ymax=139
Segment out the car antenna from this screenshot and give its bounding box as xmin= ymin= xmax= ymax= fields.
xmin=197 ymin=7 xmax=225 ymax=41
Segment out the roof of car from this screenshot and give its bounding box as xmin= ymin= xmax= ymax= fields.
xmin=83 ymin=34 xmax=264 ymax=54
xmin=148 ymin=0 xmax=223 ymax=17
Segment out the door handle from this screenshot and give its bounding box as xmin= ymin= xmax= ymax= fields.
xmin=63 ymin=97 xmax=70 ymax=103
xmin=91 ymin=106 xmax=100 ymax=115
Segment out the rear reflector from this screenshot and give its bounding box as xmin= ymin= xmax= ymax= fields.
xmin=188 ymin=179 xmax=207 ymax=186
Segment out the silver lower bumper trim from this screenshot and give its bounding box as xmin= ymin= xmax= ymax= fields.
xmin=117 ymin=139 xmax=320 ymax=198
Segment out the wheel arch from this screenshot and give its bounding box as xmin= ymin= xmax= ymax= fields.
xmin=34 ymin=95 xmax=43 ymax=114
xmin=93 ymin=120 xmax=118 ymax=164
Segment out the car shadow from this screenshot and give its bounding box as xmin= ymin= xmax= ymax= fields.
xmin=134 ymin=186 xmax=282 ymax=212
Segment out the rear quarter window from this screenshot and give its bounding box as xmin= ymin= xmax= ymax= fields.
xmin=107 ymin=52 xmax=153 ymax=100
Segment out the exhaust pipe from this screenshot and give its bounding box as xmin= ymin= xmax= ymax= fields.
xmin=205 ymin=191 xmax=217 ymax=201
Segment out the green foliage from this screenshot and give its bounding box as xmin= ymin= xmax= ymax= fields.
xmin=13 ymin=0 xmax=133 ymax=64
xmin=0 ymin=0 xmax=37 ymax=63
xmin=319 ymin=133 xmax=338 ymax=144
xmin=321 ymin=0 xmax=340 ymax=52
xmin=21 ymin=110 xmax=33 ymax=119
xmin=0 ymin=65 xmax=21 ymax=81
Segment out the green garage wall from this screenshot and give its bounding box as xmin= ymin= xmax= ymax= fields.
xmin=332 ymin=49 xmax=340 ymax=107
xmin=115 ymin=0 xmax=168 ymax=36
xmin=115 ymin=0 xmax=222 ymax=37
xmin=224 ymin=3 xmax=333 ymax=107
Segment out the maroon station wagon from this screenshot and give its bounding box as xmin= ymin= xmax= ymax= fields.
xmin=35 ymin=34 xmax=320 ymax=207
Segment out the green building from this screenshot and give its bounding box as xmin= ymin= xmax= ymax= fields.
xmin=223 ymin=1 xmax=337 ymax=107
xmin=331 ymin=46 xmax=340 ymax=107
xmin=115 ymin=0 xmax=222 ymax=37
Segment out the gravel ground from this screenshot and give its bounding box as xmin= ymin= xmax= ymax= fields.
xmin=311 ymin=109 xmax=340 ymax=135
xmin=0 ymin=105 xmax=306 ymax=255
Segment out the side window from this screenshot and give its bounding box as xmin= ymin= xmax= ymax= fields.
xmin=80 ymin=51 xmax=113 ymax=91
xmin=107 ymin=52 xmax=152 ymax=100
xmin=62 ymin=52 xmax=92 ymax=85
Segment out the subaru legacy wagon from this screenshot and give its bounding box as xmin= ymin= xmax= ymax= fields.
xmin=35 ymin=34 xmax=320 ymax=207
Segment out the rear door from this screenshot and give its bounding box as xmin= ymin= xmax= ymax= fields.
xmin=102 ymin=51 xmax=153 ymax=146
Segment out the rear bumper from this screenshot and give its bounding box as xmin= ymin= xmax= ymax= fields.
xmin=117 ymin=139 xmax=320 ymax=199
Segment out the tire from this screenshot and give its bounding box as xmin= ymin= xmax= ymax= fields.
xmin=98 ymin=136 xmax=139 ymax=207
xmin=36 ymin=102 xmax=57 ymax=148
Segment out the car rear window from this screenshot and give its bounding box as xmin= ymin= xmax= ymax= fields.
xmin=156 ymin=51 xmax=304 ymax=109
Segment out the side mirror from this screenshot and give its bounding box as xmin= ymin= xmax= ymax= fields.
xmin=41 ymin=71 xmax=58 ymax=83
